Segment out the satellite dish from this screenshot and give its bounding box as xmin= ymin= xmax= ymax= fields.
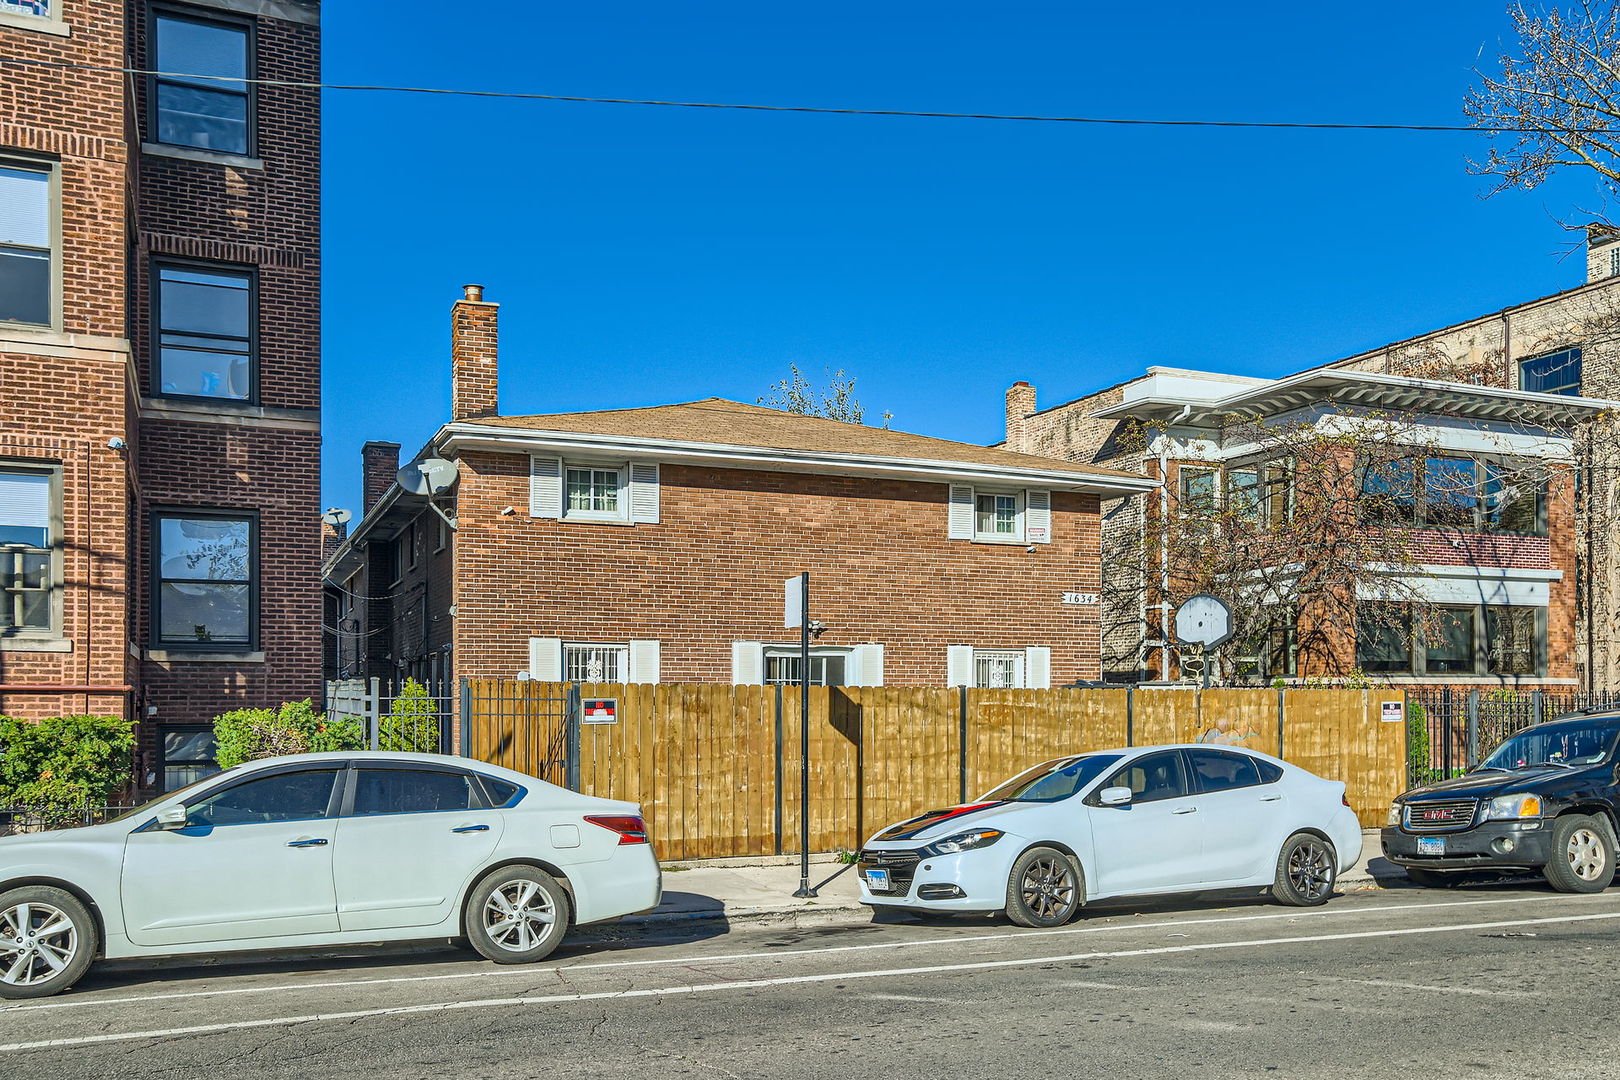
xmin=321 ymin=507 xmax=352 ymax=527
xmin=396 ymin=457 xmax=458 ymax=496
xmin=1174 ymin=594 xmax=1234 ymax=649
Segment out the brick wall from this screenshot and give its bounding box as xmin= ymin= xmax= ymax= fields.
xmin=448 ymin=455 xmax=1105 ymax=686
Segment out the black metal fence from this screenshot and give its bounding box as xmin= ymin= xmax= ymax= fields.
xmin=1403 ymin=688 xmax=1620 ymax=787
xmin=0 ymin=805 xmax=140 ymax=837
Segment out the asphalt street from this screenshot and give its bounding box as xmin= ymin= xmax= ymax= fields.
xmin=4 ymin=882 xmax=1618 ymax=1080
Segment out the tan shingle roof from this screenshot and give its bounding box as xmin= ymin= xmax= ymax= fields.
xmin=464 ymin=398 xmax=1148 ymax=482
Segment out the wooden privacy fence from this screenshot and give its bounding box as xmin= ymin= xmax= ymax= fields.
xmin=460 ymin=680 xmax=1405 ymax=861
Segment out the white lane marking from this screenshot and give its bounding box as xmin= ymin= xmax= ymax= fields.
xmin=1318 ymin=977 xmax=1533 ymax=998
xmin=1 ymin=892 xmax=1603 ymax=1016
xmin=3 ymin=908 xmax=1617 ymax=1053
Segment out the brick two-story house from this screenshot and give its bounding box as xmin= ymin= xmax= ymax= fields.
xmin=1 ymin=0 xmax=322 ymax=791
xmin=324 ymin=287 xmax=1155 ymax=710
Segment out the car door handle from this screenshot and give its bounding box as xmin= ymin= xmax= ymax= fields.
xmin=1171 ymin=806 xmax=1199 ymax=815
xmin=452 ymin=824 xmax=490 ymax=833
xmin=287 ymin=837 xmax=328 ymax=848
xmin=1259 ymin=794 xmax=1284 ymax=803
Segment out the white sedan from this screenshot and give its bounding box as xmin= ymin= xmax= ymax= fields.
xmin=0 ymin=752 xmax=661 ymax=998
xmin=857 ymin=744 xmax=1362 ymax=925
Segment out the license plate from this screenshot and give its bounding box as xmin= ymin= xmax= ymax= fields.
xmin=1417 ymin=837 xmax=1445 ymax=856
xmin=862 ymin=868 xmax=892 ymax=892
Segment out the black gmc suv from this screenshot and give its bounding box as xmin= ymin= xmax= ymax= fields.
xmin=1382 ymin=711 xmax=1620 ymax=892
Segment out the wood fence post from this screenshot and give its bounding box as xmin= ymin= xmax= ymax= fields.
xmin=1276 ymin=687 xmax=1285 ymax=759
xmin=1125 ymin=685 xmax=1134 ymax=746
xmin=958 ymin=685 xmax=969 ymax=804
xmin=773 ymin=683 xmax=784 ymax=857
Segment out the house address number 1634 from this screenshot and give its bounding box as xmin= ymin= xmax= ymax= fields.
xmin=1060 ymin=592 xmax=1100 ymax=606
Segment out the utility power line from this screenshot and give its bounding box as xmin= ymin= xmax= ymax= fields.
xmin=0 ymin=54 xmax=1584 ymax=134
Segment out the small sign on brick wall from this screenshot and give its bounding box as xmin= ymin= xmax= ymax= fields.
xmin=1061 ymin=592 xmax=1100 ymax=606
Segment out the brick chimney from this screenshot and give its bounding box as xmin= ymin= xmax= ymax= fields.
xmin=452 ymin=283 xmax=499 ymax=420
xmin=361 ymin=441 xmax=400 ymax=513
xmin=1586 ymin=224 xmax=1620 ymax=283
xmin=1005 ymin=381 xmax=1037 ymax=453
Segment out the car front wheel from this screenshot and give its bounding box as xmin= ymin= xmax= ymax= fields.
xmin=0 ymin=886 xmax=98 ymax=999
xmin=1544 ymin=814 xmax=1616 ymax=894
xmin=464 ymin=866 xmax=572 ymax=964
xmin=1271 ymin=832 xmax=1336 ymax=906
xmin=1004 ymin=846 xmax=1083 ymax=928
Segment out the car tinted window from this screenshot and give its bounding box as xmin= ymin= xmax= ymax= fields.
xmin=1104 ymin=751 xmax=1188 ymax=804
xmin=1256 ymin=759 xmax=1283 ymax=783
xmin=1187 ymin=749 xmax=1262 ymax=792
xmin=353 ymin=768 xmax=477 ymax=815
xmin=481 ymin=776 xmax=520 ymax=806
xmin=187 ymin=769 xmax=339 ymax=827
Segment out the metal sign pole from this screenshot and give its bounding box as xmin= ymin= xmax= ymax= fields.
xmin=793 ymin=571 xmax=817 ymax=898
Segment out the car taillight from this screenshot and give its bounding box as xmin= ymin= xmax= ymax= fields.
xmin=1342 ymin=793 xmax=1352 ymax=808
xmin=584 ymin=815 xmax=650 ymax=845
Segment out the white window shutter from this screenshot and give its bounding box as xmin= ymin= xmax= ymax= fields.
xmin=528 ymin=637 xmax=563 ymax=681
xmin=1025 ymin=646 xmax=1051 ymax=689
xmin=853 ymin=643 xmax=885 ymax=687
xmin=731 ymin=641 xmax=764 ymax=685
xmin=1025 ymin=489 xmax=1051 ymax=543
xmin=629 ymin=462 xmax=660 ymax=523
xmin=947 ymin=645 xmax=974 ymax=687
xmin=947 ymin=485 xmax=975 ymax=540
xmin=628 ymin=639 xmax=661 ymax=684
xmin=529 ymin=456 xmax=563 ymax=518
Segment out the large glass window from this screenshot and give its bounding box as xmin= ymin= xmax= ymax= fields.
xmin=1178 ymin=467 xmax=1218 ymax=512
xmin=1360 ymin=457 xmax=1545 ymax=537
xmin=352 ymin=769 xmax=477 ymax=815
xmin=1422 ymin=607 xmax=1476 ymax=674
xmin=156 ymin=264 xmax=253 ymax=399
xmin=1487 ymin=606 xmax=1539 ymax=676
xmin=153 ymin=11 xmax=252 ymax=155
xmin=155 ymin=513 xmax=253 ymax=647
xmin=1356 ymin=603 xmax=1413 ymax=673
xmin=1359 ymin=458 xmax=1418 ymax=526
xmin=1483 ymin=464 xmax=1543 ymax=535
xmin=1422 ymin=458 xmax=1478 ymax=529
xmin=185 ymin=768 xmax=338 ymax=827
xmin=1229 ymin=610 xmax=1296 ymax=680
xmin=0 ymin=162 xmax=52 ymax=327
xmin=1357 ymin=602 xmax=1544 ymax=677
xmin=1519 ymin=348 xmax=1581 ymax=396
xmin=765 ymin=649 xmax=848 ymax=687
xmin=0 ymin=468 xmax=54 ymax=634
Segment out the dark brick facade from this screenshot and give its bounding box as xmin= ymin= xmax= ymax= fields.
xmin=0 ymin=0 xmax=322 ymax=792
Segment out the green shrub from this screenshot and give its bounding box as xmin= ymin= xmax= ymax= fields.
xmin=380 ymin=679 xmax=440 ymax=753
xmin=0 ymin=714 xmax=136 ymax=806
xmin=213 ymin=699 xmax=363 ymax=769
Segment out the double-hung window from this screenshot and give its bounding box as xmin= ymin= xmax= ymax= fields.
xmin=0 ymin=467 xmax=56 ymax=635
xmin=154 ymin=511 xmax=254 ymax=648
xmin=152 ymin=9 xmax=253 ymax=156
xmin=1519 ymin=348 xmax=1581 ymax=396
xmin=974 ymin=491 xmax=1022 ymax=541
xmin=156 ymin=263 xmax=254 ymax=399
xmin=565 ymin=466 xmax=625 ymax=521
xmin=0 ymin=160 xmax=54 ymax=328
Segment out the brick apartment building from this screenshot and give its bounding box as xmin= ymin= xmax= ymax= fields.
xmin=0 ymin=0 xmax=322 ymax=791
xmin=323 ymin=287 xmax=1156 ymax=708
xmin=1001 ymin=236 xmax=1620 ymax=690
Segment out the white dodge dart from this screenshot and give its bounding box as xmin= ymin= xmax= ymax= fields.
xmin=0 ymin=752 xmax=662 ymax=999
xmin=857 ymin=744 xmax=1362 ymax=925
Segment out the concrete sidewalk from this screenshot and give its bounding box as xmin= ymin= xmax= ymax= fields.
xmin=625 ymin=830 xmax=1401 ymax=927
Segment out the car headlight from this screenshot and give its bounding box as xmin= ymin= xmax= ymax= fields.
xmin=1483 ymin=794 xmax=1542 ymax=821
xmin=1387 ymin=802 xmax=1403 ymax=827
xmin=923 ymin=829 xmax=1004 ymax=856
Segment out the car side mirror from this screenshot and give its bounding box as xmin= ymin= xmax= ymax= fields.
xmin=1099 ymin=786 xmax=1133 ymax=807
xmin=154 ymin=805 xmax=189 ymax=831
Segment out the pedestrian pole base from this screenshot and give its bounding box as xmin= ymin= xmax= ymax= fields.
xmin=793 ymin=884 xmax=819 ymax=898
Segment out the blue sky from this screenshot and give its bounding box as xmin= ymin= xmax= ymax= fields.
xmin=322 ymin=1 xmax=1596 ymax=513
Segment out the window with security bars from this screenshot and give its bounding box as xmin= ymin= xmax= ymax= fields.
xmin=565 ymin=644 xmax=628 ymax=683
xmin=565 ymin=467 xmax=623 ymax=518
xmin=764 ymin=651 xmax=847 ymax=687
xmin=974 ymin=650 xmax=1025 ymax=688
xmin=1 ymin=468 xmax=54 ymax=634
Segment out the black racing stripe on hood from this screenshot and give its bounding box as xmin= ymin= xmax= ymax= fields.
xmin=873 ymin=802 xmax=1004 ymax=842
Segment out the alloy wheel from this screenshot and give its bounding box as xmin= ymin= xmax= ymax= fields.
xmin=0 ymin=902 xmax=78 ymax=989
xmin=1566 ymin=827 xmax=1608 ymax=881
xmin=482 ymin=879 xmax=558 ymax=953
xmin=1287 ymin=839 xmax=1333 ymax=901
xmin=1019 ymin=856 xmax=1077 ymax=921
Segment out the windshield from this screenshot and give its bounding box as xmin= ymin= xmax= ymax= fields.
xmin=1479 ymin=719 xmax=1620 ymax=773
xmin=105 ymin=767 xmax=240 ymax=825
xmin=982 ymin=754 xmax=1122 ymax=803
